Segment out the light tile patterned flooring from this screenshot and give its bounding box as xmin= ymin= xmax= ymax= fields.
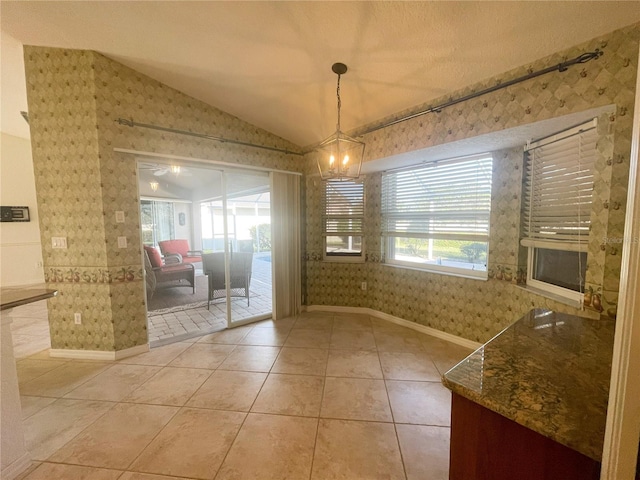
xmin=14 ymin=310 xmax=473 ymax=480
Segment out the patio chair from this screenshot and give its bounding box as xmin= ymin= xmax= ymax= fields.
xmin=202 ymin=252 xmax=253 ymax=308
xmin=143 ymin=246 xmax=195 ymax=300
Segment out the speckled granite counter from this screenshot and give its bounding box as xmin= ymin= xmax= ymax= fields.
xmin=442 ymin=309 xmax=615 ymax=462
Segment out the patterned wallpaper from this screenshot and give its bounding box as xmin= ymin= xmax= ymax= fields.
xmin=24 ymin=22 xmax=638 ymax=350
xmin=304 ymin=23 xmax=639 ymax=342
xmin=25 ymin=48 xmax=303 ymax=351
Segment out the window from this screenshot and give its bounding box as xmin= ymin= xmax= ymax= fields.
xmin=140 ymin=200 xmax=175 ymax=246
xmin=381 ymin=153 xmax=493 ymax=278
xmin=522 ymin=118 xmax=597 ymax=303
xmin=323 ymin=179 xmax=364 ymax=261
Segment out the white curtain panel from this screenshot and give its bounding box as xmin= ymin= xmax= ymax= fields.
xmin=270 ymin=172 xmax=302 ymax=319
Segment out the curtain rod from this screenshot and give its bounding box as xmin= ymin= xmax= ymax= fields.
xmin=116 ymin=49 xmax=602 ymax=157
xmin=114 ymin=118 xmax=304 ymax=156
xmin=353 ymin=49 xmax=603 ymax=138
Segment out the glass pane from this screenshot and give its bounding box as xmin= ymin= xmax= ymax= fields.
xmin=533 ymin=248 xmax=586 ymax=292
xmin=154 ymin=202 xmax=175 ymax=242
xmin=326 ymin=235 xmax=362 ymax=255
xmin=224 ymin=171 xmax=272 ymax=328
xmin=390 ymin=237 xmax=487 ymax=271
xmin=140 ymin=201 xmax=154 ymax=246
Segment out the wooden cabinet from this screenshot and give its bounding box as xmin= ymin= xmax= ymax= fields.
xmin=449 ymin=393 xmax=601 ymax=480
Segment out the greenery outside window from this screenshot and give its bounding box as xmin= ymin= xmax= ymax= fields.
xmin=323 ymin=179 xmax=364 ymax=262
xmin=381 ymin=153 xmax=493 ymax=279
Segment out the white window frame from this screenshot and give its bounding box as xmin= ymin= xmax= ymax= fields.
xmin=524 ymin=244 xmax=586 ymax=307
xmin=322 ymin=178 xmax=365 ymax=263
xmin=381 ymin=153 xmax=493 ymax=279
xmin=521 ymin=118 xmax=597 ymax=303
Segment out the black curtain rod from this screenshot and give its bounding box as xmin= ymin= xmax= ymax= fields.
xmin=354 ymin=49 xmax=603 ymax=137
xmin=114 ymin=118 xmax=304 ymax=156
xmin=116 ymin=49 xmax=602 ymax=157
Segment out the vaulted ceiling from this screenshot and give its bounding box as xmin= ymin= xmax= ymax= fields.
xmin=2 ymin=1 xmax=640 ymax=146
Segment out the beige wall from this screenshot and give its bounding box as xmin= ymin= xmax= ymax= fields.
xmin=0 ymin=132 xmax=44 ymax=287
xmin=24 ymin=48 xmax=302 ymax=352
xmin=304 ymin=23 xmax=639 ymax=342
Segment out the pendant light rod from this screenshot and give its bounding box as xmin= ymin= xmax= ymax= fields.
xmin=115 ymin=118 xmax=304 ymax=156
xmin=333 ymin=62 xmax=347 ymax=131
xmin=355 ymin=49 xmax=603 ymax=137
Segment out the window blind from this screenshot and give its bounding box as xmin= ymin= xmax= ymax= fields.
xmin=323 ymin=180 xmax=364 ymax=236
xmin=381 ymin=154 xmax=493 ymax=241
xmin=523 ymin=120 xmax=597 ymax=247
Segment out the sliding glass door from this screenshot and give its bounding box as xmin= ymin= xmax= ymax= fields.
xmin=138 ymin=159 xmax=273 ymax=340
xmin=222 ymin=170 xmax=272 ymax=328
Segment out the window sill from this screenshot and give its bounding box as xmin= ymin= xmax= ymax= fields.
xmin=515 ymin=284 xmax=597 ymax=317
xmin=323 ymin=255 xmax=365 ymax=264
xmin=382 ymin=261 xmax=488 ymax=281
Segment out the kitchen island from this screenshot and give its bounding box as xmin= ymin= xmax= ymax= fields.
xmin=1 ymin=285 xmax=57 ymax=480
xmin=442 ymin=309 xmax=615 ymax=480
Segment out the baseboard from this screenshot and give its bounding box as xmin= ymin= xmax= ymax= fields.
xmin=1 ymin=453 xmax=32 ymax=480
xmin=49 ymin=343 xmax=149 ymax=361
xmin=305 ymin=305 xmax=482 ymax=350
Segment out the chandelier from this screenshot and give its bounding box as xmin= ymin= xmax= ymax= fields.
xmin=316 ymin=63 xmax=365 ymax=181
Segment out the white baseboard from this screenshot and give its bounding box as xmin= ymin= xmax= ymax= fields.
xmin=305 ymin=305 xmax=482 ymax=350
xmin=49 ymin=343 xmax=149 ymax=361
xmin=1 ymin=453 xmax=32 ymax=480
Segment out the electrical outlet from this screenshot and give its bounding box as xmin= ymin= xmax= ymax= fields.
xmin=115 ymin=211 xmax=125 ymax=223
xmin=117 ymin=236 xmax=127 ymax=248
xmin=74 ymin=312 xmax=82 ymax=325
xmin=361 ymin=281 xmax=367 ymax=291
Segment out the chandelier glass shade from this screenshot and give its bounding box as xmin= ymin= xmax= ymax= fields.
xmin=316 ymin=63 xmax=365 ymax=181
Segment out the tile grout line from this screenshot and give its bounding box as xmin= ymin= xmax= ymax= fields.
xmin=308 ymin=313 xmax=334 ymax=480
xmin=210 ymin=328 xmax=275 ymax=480
xmin=376 ymin=318 xmax=410 ymax=480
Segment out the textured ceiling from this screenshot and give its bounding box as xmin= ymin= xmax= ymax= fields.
xmin=2 ymin=1 xmax=640 ymax=146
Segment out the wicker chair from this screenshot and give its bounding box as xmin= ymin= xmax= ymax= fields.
xmin=143 ymin=248 xmax=195 ymax=300
xmin=202 ymin=252 xmax=253 ymax=308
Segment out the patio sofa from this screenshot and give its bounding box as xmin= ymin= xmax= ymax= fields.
xmin=158 ymin=239 xmax=202 ymax=264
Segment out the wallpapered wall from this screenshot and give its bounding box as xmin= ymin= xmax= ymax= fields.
xmin=23 ymin=22 xmax=638 ymax=350
xmin=304 ymin=23 xmax=639 ymax=342
xmin=24 ymin=48 xmax=302 ymax=351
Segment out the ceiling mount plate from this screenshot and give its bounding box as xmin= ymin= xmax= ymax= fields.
xmin=332 ymin=63 xmax=348 ymax=75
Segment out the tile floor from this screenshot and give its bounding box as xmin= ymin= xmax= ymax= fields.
xmin=15 ymin=311 xmax=473 ymax=480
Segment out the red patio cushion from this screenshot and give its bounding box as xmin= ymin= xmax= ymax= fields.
xmin=158 ymin=239 xmax=189 ymax=257
xmin=144 ymin=245 xmax=163 ymax=268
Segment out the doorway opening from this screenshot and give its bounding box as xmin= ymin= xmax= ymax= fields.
xmin=137 ymin=160 xmax=273 ymax=345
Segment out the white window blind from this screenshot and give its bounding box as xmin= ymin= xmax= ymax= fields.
xmin=323 ymin=180 xmax=364 ymax=237
xmin=523 ymin=119 xmax=597 ymax=249
xmin=381 ymin=154 xmax=493 ymax=242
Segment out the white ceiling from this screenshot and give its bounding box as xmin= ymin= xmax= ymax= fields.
xmin=2 ymin=1 xmax=640 ymax=146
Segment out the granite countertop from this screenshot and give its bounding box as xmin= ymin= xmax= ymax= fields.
xmin=0 ymin=285 xmax=57 ymax=311
xmin=442 ymin=308 xmax=615 ymax=462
